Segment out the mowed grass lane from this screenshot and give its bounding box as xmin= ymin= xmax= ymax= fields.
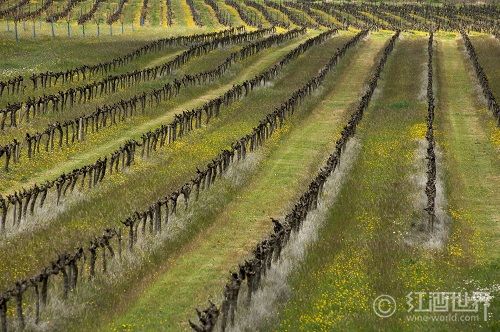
xmin=274 ymin=33 xmax=500 ymax=332
xmin=0 ymin=28 xmax=265 ymax=110
xmin=240 ymin=2 xmax=269 ymax=27
xmin=437 ymin=34 xmax=499 ymax=255
xmin=259 ymin=3 xmax=295 ymax=28
xmin=283 ymin=5 xmax=318 ymax=28
xmin=0 ymin=42 xmax=241 ymax=140
xmin=434 ymin=34 xmax=499 ymax=323
xmin=172 ymin=0 xmax=197 ymax=27
xmin=219 ymin=0 xmax=246 ymax=27
xmin=0 ymin=34 xmax=308 ymax=191
xmin=0 ymin=36 xmax=262 ymax=127
xmin=0 ymin=36 xmax=150 ymax=80
xmin=272 ymin=34 xmax=438 ymax=331
xmin=102 ymin=31 xmax=390 ymax=332
xmin=0 ymin=46 xmax=186 ymax=118
xmin=0 ymin=44 xmax=190 ymax=107
xmin=311 ymin=7 xmax=342 ymax=27
xmin=0 ymin=32 xmax=353 ymax=292
xmin=195 ymin=0 xmax=224 ymax=28
xmin=192 ymin=0 xmax=222 ymax=28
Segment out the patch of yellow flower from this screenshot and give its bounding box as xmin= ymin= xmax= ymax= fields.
xmin=296 ymin=250 xmax=372 ymax=330
xmin=180 ymin=0 xmax=196 ymax=28
xmin=446 ymin=207 xmax=486 ymax=266
xmin=398 ymin=257 xmax=442 ymax=291
xmin=356 ymin=211 xmax=380 ymax=236
xmin=375 ymin=139 xmax=401 ymax=158
xmin=408 ymin=122 xmax=427 ymax=140
xmin=448 ymin=243 xmax=464 ymax=258
xmin=113 ymin=323 xmax=135 ymax=331
xmin=363 ymin=139 xmax=402 ymax=172
xmin=469 ymin=227 xmax=486 ymax=264
xmin=448 ymin=208 xmax=463 ymax=221
xmin=161 ymin=2 xmax=168 ymax=28
xmin=490 ymin=127 xmax=500 ymax=148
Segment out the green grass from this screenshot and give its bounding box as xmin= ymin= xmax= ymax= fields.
xmin=218 ymin=0 xmax=245 ymax=27
xmin=239 ymin=1 xmax=269 ymax=27
xmin=99 ymin=30 xmax=388 ymax=332
xmin=0 ymin=35 xmax=147 ymax=78
xmin=434 ymin=36 xmax=499 ymax=326
xmin=0 ymin=4 xmax=499 ymax=331
xmin=191 ymin=0 xmax=221 ymax=28
xmin=283 ymin=4 xmax=318 ymax=28
xmin=273 ymin=34 xmax=432 ymax=331
xmin=272 ymin=33 xmax=500 ymax=332
xmin=254 ymin=2 xmax=294 ymax=28
xmin=0 ymin=25 xmax=212 ymax=79
xmin=0 ymin=46 xmax=187 ymax=108
xmin=0 ymin=36 xmax=308 ymax=191
xmin=121 ymin=0 xmax=142 ymax=25
xmin=435 ymin=35 xmax=500 ymax=263
xmin=35 ymin=30 xmax=362 ymax=331
xmin=147 ymin=0 xmax=161 ymax=26
xmin=311 ymin=7 xmax=342 ymax=27
xmin=0 ymin=32 xmax=351 ymax=292
xmin=170 ymin=0 xmax=196 ymax=27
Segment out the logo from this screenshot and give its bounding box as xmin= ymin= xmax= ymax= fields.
xmin=372 ymin=291 xmax=492 ymax=322
xmin=373 ymin=294 xmax=397 ymax=318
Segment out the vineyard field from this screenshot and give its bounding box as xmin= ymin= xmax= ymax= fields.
xmin=0 ymin=1 xmax=498 ymax=331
